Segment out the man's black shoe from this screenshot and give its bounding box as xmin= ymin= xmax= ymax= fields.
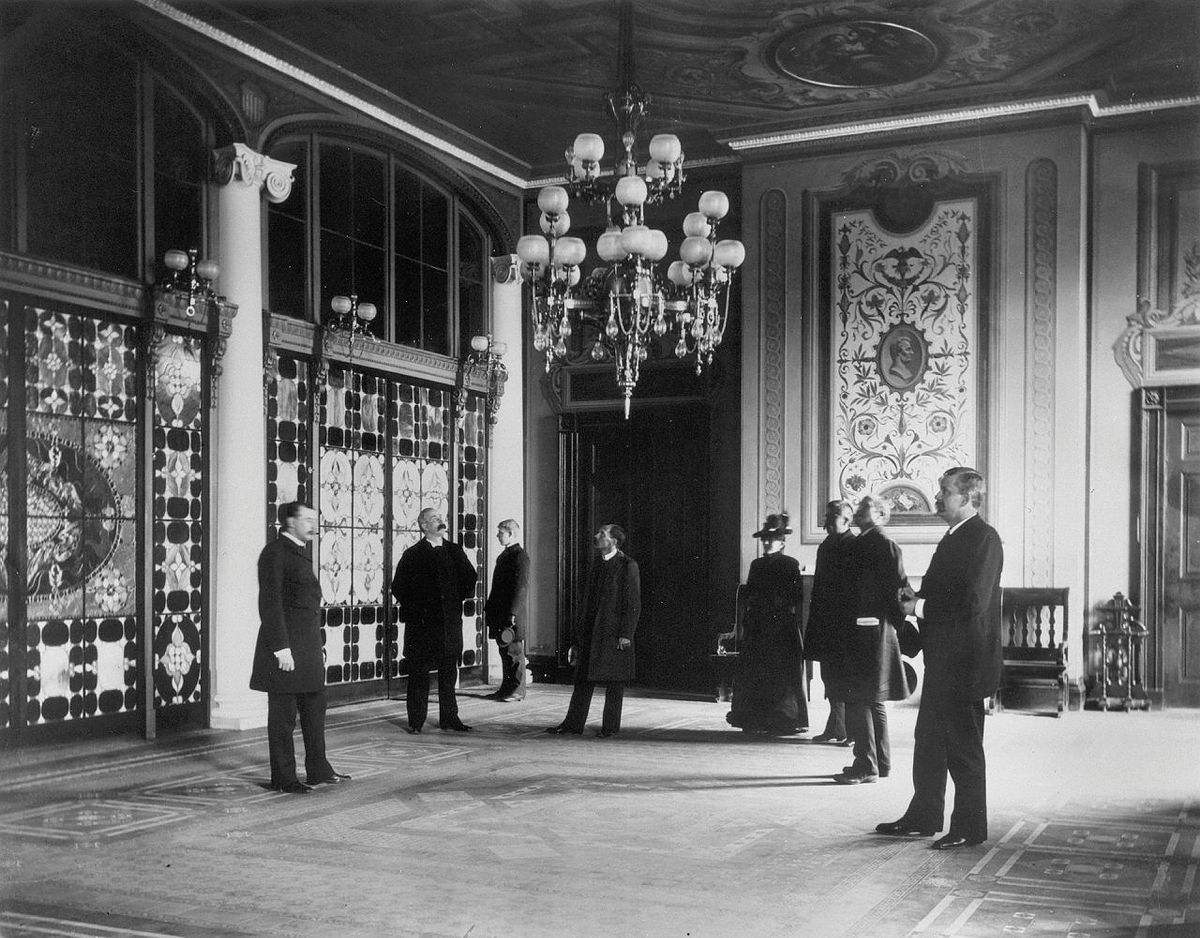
xmin=595 ymin=729 xmax=618 ymax=738
xmin=545 ymin=724 xmax=581 ymax=735
xmin=875 ymin=820 xmax=937 ymax=836
xmin=932 ymin=834 xmax=984 ymax=850
xmin=274 ymin=781 xmax=313 ymax=794
xmin=441 ymin=721 xmax=473 ymax=732
xmin=307 ymin=772 xmax=351 ymax=785
xmin=404 ymin=725 xmax=422 ymax=734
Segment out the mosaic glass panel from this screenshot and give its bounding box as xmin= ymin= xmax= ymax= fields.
xmin=25 ymin=617 xmax=138 ymax=723
xmin=456 ymin=394 xmax=487 ymax=667
xmin=151 ymin=332 xmax=204 ymax=709
xmin=831 ymin=199 xmax=979 ymax=516
xmin=389 ymin=382 xmax=453 ymax=676
xmin=23 ymin=306 xmax=141 ymax=725
xmin=266 ymin=354 xmax=310 ymax=535
xmin=319 ymin=366 xmax=387 ymax=685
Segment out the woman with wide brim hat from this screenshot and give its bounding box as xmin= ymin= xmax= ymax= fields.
xmin=726 ymin=512 xmax=809 ymax=735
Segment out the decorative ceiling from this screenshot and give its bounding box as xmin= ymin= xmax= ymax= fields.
xmin=176 ymin=0 xmax=1199 ymax=181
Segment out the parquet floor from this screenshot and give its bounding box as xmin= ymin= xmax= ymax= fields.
xmin=1 ymin=685 xmax=1197 ymax=937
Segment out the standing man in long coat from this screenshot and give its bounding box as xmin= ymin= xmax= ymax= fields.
xmin=483 ymin=518 xmax=530 ymax=702
xmin=391 ymin=507 xmax=478 ymax=734
xmin=546 ymin=523 xmax=641 ymax=738
xmin=879 ymin=467 xmax=1004 ymax=849
xmin=806 ymin=500 xmax=858 ymax=745
xmin=836 ymin=495 xmax=911 ymax=784
xmin=250 ymin=502 xmax=349 ymax=793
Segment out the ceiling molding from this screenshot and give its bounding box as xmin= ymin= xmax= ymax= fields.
xmin=723 ymin=94 xmax=1200 ymax=152
xmin=134 ymin=0 xmax=528 ymax=189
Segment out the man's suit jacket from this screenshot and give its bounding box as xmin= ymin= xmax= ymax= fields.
xmin=391 ymin=538 xmax=478 ymax=661
xmin=484 ymin=544 xmax=530 ymax=641
xmin=804 ymin=529 xmax=856 ymax=662
xmin=250 ymin=536 xmax=326 ymax=694
xmin=575 ymin=550 xmax=641 ymax=683
xmin=917 ymin=514 xmax=1004 ymax=701
xmin=843 ymin=526 xmax=910 ymax=703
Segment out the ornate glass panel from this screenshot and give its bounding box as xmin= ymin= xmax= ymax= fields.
xmin=320 ymin=366 xmax=387 ymax=684
xmin=151 ymin=332 xmax=205 ymax=708
xmin=456 ymin=394 xmax=486 ymax=667
xmin=266 ymin=354 xmax=312 ymax=534
xmin=23 ymin=306 xmax=141 ymax=725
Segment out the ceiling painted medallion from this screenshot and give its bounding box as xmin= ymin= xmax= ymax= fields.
xmin=771 ymin=20 xmax=941 ymax=88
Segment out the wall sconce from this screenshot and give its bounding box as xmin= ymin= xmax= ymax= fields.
xmin=161 ymin=248 xmax=220 ymax=318
xmin=454 ymin=334 xmax=508 ymax=430
xmin=326 ymin=293 xmax=377 ymax=350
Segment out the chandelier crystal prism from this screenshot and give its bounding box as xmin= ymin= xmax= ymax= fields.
xmin=517 ymin=0 xmax=744 ymax=418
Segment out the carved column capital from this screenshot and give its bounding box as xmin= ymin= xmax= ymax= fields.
xmin=212 ymin=142 xmax=296 ymax=204
xmin=491 ymin=254 xmax=521 ymax=285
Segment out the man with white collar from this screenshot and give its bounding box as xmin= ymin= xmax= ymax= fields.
xmin=391 ymin=507 xmax=479 ymax=734
xmin=547 ymin=523 xmax=641 ymax=738
xmin=876 ymin=467 xmax=1003 ymax=849
xmin=250 ymin=502 xmax=349 ymax=793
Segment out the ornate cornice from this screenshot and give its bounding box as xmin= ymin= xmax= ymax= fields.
xmin=264 ymin=313 xmax=477 ymax=389
xmin=212 ymin=142 xmax=295 ymax=203
xmin=842 ymin=148 xmax=971 ymax=191
xmin=725 ymin=94 xmax=1200 ymax=152
xmin=0 ymin=251 xmax=145 ymax=316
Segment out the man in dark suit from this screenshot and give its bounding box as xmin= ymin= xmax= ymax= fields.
xmin=546 ymin=523 xmax=641 ymax=738
xmin=877 ymin=467 xmax=1003 ymax=849
xmin=391 ymin=507 xmax=479 ymax=734
xmin=806 ymin=500 xmax=856 ymax=745
xmin=250 ymin=502 xmax=349 ymax=793
xmin=483 ymin=519 xmax=530 ymax=702
xmin=836 ymin=495 xmax=911 ymax=784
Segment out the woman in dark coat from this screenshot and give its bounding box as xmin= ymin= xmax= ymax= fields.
xmin=836 ymin=495 xmax=911 ymax=784
xmin=726 ymin=513 xmax=808 ymax=735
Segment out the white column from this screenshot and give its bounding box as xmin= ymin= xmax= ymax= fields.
xmin=486 ymin=255 xmax=525 ymax=683
xmin=208 ymin=143 xmax=296 ymax=730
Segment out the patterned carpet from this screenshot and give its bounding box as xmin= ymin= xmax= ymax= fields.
xmin=1 ymin=686 xmax=1197 ymax=937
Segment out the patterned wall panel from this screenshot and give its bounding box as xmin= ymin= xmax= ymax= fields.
xmin=0 ymin=306 xmax=9 ymax=729
xmin=320 ymin=367 xmax=388 ymax=685
xmin=265 ymin=354 xmax=311 ymax=533
xmin=23 ymin=307 xmax=140 ymax=724
xmin=457 ymin=394 xmax=486 ymax=667
xmin=151 ymin=333 xmax=205 ymax=708
xmin=831 ymin=199 xmax=979 ymax=514
xmin=390 ymin=382 xmax=452 ymax=674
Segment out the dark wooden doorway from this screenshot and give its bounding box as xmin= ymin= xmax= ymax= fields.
xmin=1142 ymin=386 xmax=1200 ymax=707
xmin=561 ymin=404 xmax=714 ymax=694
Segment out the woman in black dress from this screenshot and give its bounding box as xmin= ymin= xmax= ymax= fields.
xmin=726 ymin=513 xmax=808 ymax=735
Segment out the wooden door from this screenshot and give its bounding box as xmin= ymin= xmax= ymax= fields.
xmin=1160 ymin=389 xmax=1200 ymax=707
xmin=564 ymin=404 xmax=714 ymax=693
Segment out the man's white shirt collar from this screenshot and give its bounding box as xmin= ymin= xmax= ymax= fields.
xmin=282 ymin=531 xmax=305 ymax=547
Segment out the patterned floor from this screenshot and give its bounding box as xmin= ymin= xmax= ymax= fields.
xmin=1 ymin=686 xmax=1197 ymax=937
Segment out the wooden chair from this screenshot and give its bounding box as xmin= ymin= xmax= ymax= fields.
xmin=711 ymin=584 xmax=747 ymax=702
xmin=996 ymin=587 xmax=1069 ymax=716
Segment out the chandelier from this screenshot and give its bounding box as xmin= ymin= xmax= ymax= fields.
xmin=516 ymin=1 xmax=744 ymax=418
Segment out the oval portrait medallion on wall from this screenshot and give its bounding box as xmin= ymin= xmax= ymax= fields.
xmin=772 ymin=20 xmax=940 ymax=88
xmin=877 ymin=323 xmax=928 ymax=392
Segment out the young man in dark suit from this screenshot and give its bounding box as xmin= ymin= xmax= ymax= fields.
xmin=546 ymin=523 xmax=641 ymax=738
xmin=877 ymin=467 xmax=1003 ymax=849
xmin=391 ymin=507 xmax=479 ymax=733
xmin=484 ymin=519 xmax=530 ymax=702
xmin=250 ymin=502 xmax=349 ymax=793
